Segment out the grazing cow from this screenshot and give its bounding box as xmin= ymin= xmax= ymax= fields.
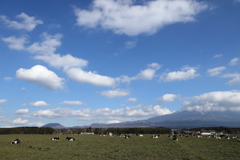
xmin=215 ymin=136 xmax=221 ymax=139
xmin=66 ymin=137 xmax=75 ymax=141
xmin=11 ymin=139 xmax=20 ymax=144
xmin=173 ymin=137 xmax=178 ymax=141
xmin=152 ymin=135 xmax=158 ymax=139
xmin=51 ymin=137 xmax=60 ymax=141
xmin=197 ymin=135 xmax=202 ymax=138
xmin=109 ymin=132 xmax=113 ymax=137
xmin=226 ymin=136 xmax=231 ymax=139
xmin=124 ymin=135 xmax=131 ymax=139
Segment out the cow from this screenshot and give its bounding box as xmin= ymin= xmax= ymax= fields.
xmin=66 ymin=137 xmax=75 ymax=141
xmin=152 ymin=135 xmax=158 ymax=139
xmin=124 ymin=135 xmax=131 ymax=139
xmin=173 ymin=137 xmax=178 ymax=141
xmin=11 ymin=139 xmax=20 ymax=144
xmin=197 ymin=135 xmax=202 ymax=138
xmin=51 ymin=137 xmax=60 ymax=141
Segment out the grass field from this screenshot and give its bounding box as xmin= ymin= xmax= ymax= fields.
xmin=0 ymin=134 xmax=239 ymax=160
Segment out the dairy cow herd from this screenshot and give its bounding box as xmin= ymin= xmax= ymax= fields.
xmin=10 ymin=134 xmax=240 ymax=144
xmin=11 ymin=136 xmax=75 ymax=144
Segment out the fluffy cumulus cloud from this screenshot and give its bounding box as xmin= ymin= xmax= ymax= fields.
xmin=94 ymin=105 xmax=173 ymax=119
xmin=30 ymin=101 xmax=49 ymax=107
xmin=161 ymin=66 xmax=199 ymax=82
xmin=223 ymin=73 xmax=240 ymax=85
xmin=26 ymin=108 xmax=90 ymax=119
xmin=182 ymin=91 xmax=240 ymax=113
xmin=156 ymin=94 xmax=179 ymax=103
xmin=74 ymin=0 xmax=208 ymax=36
xmin=229 ymin=58 xmax=239 ymax=66
xmin=0 ymin=99 xmax=7 ymax=105
xmin=1 ymin=36 xmax=27 ymax=50
xmin=121 ymin=63 xmax=161 ymax=83
xmin=16 ymin=65 xmax=64 ymax=90
xmin=0 ymin=12 xmax=43 ymax=31
xmin=207 ymin=66 xmax=226 ymax=76
xmin=24 ymin=105 xmax=172 ymax=124
xmin=100 ymin=89 xmax=130 ymax=98
xmin=66 ymin=67 xmax=117 ymax=87
xmin=12 ymin=118 xmax=28 ymax=125
xmin=15 ymin=109 xmax=29 ymax=114
xmin=60 ymin=100 xmax=86 ymax=106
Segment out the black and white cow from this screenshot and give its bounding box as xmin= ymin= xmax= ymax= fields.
xmin=124 ymin=135 xmax=131 ymax=139
xmin=152 ymin=135 xmax=158 ymax=139
xmin=51 ymin=137 xmax=60 ymax=141
xmin=11 ymin=139 xmax=20 ymax=144
xmin=66 ymin=137 xmax=75 ymax=141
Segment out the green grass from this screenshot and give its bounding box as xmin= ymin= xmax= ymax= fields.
xmin=0 ymin=134 xmax=239 ymax=160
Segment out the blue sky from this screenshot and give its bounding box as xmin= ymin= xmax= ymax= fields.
xmin=0 ymin=0 xmax=240 ymax=128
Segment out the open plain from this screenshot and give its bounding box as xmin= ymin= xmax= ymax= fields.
xmin=0 ymin=134 xmax=240 ymax=160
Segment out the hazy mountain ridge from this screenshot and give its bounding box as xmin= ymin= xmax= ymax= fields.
xmin=41 ymin=110 xmax=240 ymax=129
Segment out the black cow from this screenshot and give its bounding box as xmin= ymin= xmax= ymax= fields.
xmin=11 ymin=139 xmax=20 ymax=144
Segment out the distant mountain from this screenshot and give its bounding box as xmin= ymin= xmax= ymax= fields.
xmin=41 ymin=111 xmax=240 ymax=129
xmin=41 ymin=123 xmax=65 ymax=129
xmin=89 ymin=110 xmax=240 ymax=129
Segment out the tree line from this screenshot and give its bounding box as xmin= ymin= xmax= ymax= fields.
xmin=0 ymin=127 xmax=54 ymax=134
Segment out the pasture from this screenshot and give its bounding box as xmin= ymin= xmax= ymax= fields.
xmin=0 ymin=134 xmax=239 ymax=160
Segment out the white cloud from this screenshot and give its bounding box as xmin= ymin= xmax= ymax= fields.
xmin=27 ymin=33 xmax=62 ymax=55
xmin=207 ymin=66 xmax=226 ymax=76
xmin=182 ymin=91 xmax=240 ymax=112
xmin=27 ymin=122 xmax=45 ymax=127
xmin=15 ymin=109 xmax=29 ymax=114
xmin=30 ymin=101 xmax=49 ymax=107
xmin=121 ymin=63 xmax=161 ymax=83
xmin=24 ymin=105 xmax=172 ymax=124
xmin=66 ymin=67 xmax=117 ymax=87
xmin=12 ymin=118 xmax=28 ymax=125
xmin=213 ymin=54 xmax=223 ymax=58
xmin=26 ymin=108 xmax=90 ymax=119
xmin=156 ymin=94 xmax=179 ymax=103
xmin=2 ymin=36 xmax=27 ymax=50
xmin=161 ymin=66 xmax=199 ymax=82
xmin=74 ymin=0 xmax=208 ymax=36
xmin=229 ymin=58 xmax=239 ymax=66
xmin=94 ymin=105 xmax=172 ymax=117
xmin=125 ymin=98 xmax=137 ymax=102
xmin=0 ymin=12 xmax=43 ymax=31
xmin=0 ymin=99 xmax=7 ymax=105
xmin=107 ymin=120 xmax=121 ymax=124
xmin=60 ymin=100 xmax=86 ymax=106
xmin=3 ymin=77 xmax=13 ymax=81
xmin=222 ymin=73 xmax=240 ymax=85
xmin=35 ymin=53 xmax=88 ymax=70
xmin=100 ymin=89 xmax=130 ymax=98
xmin=125 ymin=40 xmax=137 ymax=49
xmin=16 ymin=65 xmax=64 ymax=90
